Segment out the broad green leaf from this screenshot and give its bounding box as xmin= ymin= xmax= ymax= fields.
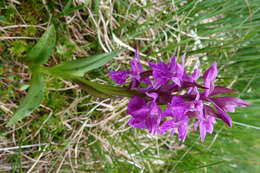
xmin=27 ymin=24 xmax=56 ymax=65
xmin=7 ymin=69 xmax=44 ymax=126
xmin=50 ymin=50 xmax=121 ymax=77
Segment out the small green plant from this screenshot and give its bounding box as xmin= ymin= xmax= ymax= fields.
xmin=7 ymin=24 xmax=123 ymax=126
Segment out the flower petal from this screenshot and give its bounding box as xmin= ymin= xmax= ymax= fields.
xmin=210 ymin=86 xmax=238 ymax=96
xmin=145 ymin=116 xmax=158 ymax=135
xmin=170 ymin=56 xmax=184 ymax=78
xmin=168 ymin=96 xmax=190 ymax=119
xmin=127 ymin=96 xmax=149 ymax=117
xmin=199 ymin=122 xmax=206 ymax=142
xmin=171 ymin=77 xmax=181 ymax=87
xmin=149 ymin=62 xmax=172 ymax=88
xmin=130 ymin=60 xmax=143 ymax=81
xmin=208 ymin=100 xmax=232 ymax=127
xmin=209 ymin=96 xmax=250 ymax=112
xmin=205 ymin=116 xmax=216 ymax=133
xmin=130 ymin=50 xmax=143 ymax=82
xmin=146 ymin=92 xmax=158 ymax=101
xmin=178 ymin=122 xmax=188 ymax=141
xmin=109 ymin=70 xmax=130 ymax=84
xmin=216 ymin=106 xmax=232 ymax=127
xmin=192 ymin=68 xmax=201 ymax=80
xmin=128 ymin=117 xmax=146 ymax=129
xmin=159 ymin=120 xmax=176 ymax=134
xmin=203 ymin=62 xmax=218 ymax=97
xmin=194 ymin=106 xmax=216 ymax=142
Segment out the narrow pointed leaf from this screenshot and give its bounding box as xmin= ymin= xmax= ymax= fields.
xmin=75 ymin=79 xmax=110 ymax=98
xmin=27 ymin=24 xmax=56 ymax=65
xmin=74 ymin=78 xmax=144 ymax=97
xmin=50 ymin=50 xmax=121 ymax=77
xmin=7 ymin=69 xmax=44 ymax=126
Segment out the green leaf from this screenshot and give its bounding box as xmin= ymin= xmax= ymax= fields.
xmin=50 ymin=50 xmax=121 ymax=77
xmin=6 ymin=68 xmax=44 ymax=126
xmin=74 ymin=79 xmax=110 ymax=98
xmin=59 ymin=0 xmax=86 ymax=17
xmin=74 ymin=78 xmax=144 ymax=98
xmin=63 ymin=0 xmax=73 ymax=13
xmin=27 ymin=24 xmax=56 ymax=65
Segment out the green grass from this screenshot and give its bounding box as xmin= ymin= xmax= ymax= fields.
xmin=0 ymin=0 xmax=260 ymax=172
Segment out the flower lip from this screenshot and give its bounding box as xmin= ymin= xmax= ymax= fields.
xmin=109 ymin=70 xmax=130 ymax=84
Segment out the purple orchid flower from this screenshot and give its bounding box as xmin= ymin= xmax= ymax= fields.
xmin=187 ymin=63 xmax=249 ymax=141
xmin=128 ymin=92 xmax=162 ymax=135
xmin=159 ymin=96 xmax=190 ymax=141
xmin=184 ymin=68 xmax=201 ymax=94
xmin=194 ymin=111 xmax=216 ymax=142
xmin=149 ymin=55 xmax=185 ymax=89
xmin=109 ymin=51 xmax=250 ymax=142
xmin=182 ymin=88 xmax=215 ymax=142
xmin=201 ymin=63 xmax=250 ymax=127
xmin=109 ymin=70 xmax=130 ymax=84
xmin=109 ymin=49 xmax=149 ymax=88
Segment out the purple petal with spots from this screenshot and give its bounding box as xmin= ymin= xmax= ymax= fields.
xmin=159 ymin=117 xmax=189 ymax=141
xmin=169 ymin=96 xmax=190 ymax=117
xmin=159 ymin=120 xmax=177 ymax=135
xmin=149 ymin=61 xmax=172 ymax=88
xmin=127 ymin=96 xmax=149 ymax=117
xmin=128 ymin=117 xmax=147 ymax=129
xmin=128 ymin=93 xmax=162 ymax=135
xmin=109 ymin=70 xmax=130 ymax=84
xmin=194 ymin=113 xmax=216 ymax=142
xmin=146 ymin=92 xmax=162 ymax=134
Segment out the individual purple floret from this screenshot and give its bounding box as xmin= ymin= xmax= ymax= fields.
xmin=149 ymin=55 xmax=184 ymax=89
xmin=109 ymin=50 xmax=250 ymax=142
xmin=159 ymin=96 xmax=190 ymax=141
xmin=194 ymin=111 xmax=216 ymax=142
xmin=109 ymin=70 xmax=130 ymax=84
xmin=199 ymin=63 xmax=250 ymax=128
xmin=109 ymin=50 xmax=150 ymax=88
xmin=128 ymin=93 xmax=162 ymax=135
